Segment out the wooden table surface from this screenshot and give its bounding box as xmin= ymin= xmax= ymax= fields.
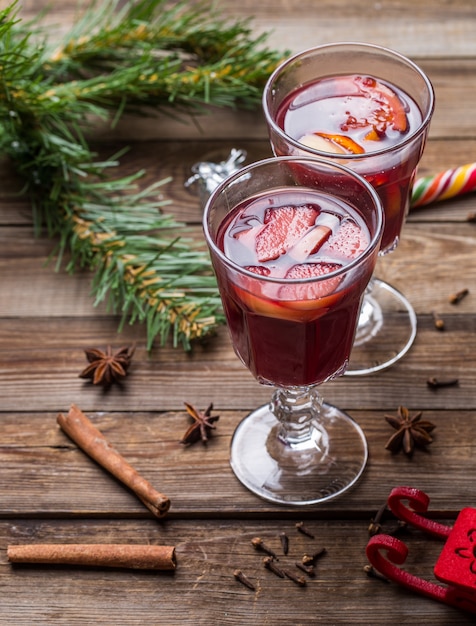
xmin=1 ymin=0 xmax=476 ymax=623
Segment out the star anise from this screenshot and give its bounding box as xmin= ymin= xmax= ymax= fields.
xmin=384 ymin=406 xmax=436 ymax=456
xmin=79 ymin=344 xmax=136 ymax=387
xmin=180 ymin=402 xmax=219 ymax=445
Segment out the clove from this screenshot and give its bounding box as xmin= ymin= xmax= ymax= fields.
xmin=427 ymin=376 xmax=459 ymax=390
xmin=251 ymin=537 xmax=278 ymax=559
xmin=302 ymin=547 xmax=327 ymax=566
xmin=449 ymin=288 xmax=469 ymax=304
xmin=432 ymin=311 xmax=445 ymax=331
xmin=295 ymin=561 xmax=316 ymax=577
xmin=263 ymin=556 xmax=285 ymax=578
xmin=295 ymin=522 xmax=315 ymax=538
xmin=283 ymin=568 xmax=307 ymax=587
xmin=364 ymin=564 xmax=390 ymax=583
xmin=233 ymin=569 xmax=256 ymax=591
xmin=368 ymin=501 xmax=388 ymax=536
xmin=279 ymin=532 xmax=289 ymax=555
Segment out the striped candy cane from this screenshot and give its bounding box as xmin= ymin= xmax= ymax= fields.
xmin=411 ymin=162 xmax=476 ymax=208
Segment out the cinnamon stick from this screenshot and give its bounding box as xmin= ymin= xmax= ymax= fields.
xmin=57 ymin=404 xmax=170 ymax=518
xmin=8 ymin=544 xmax=176 ymax=570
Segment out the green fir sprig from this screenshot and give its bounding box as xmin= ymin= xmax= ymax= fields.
xmin=0 ymin=0 xmax=285 ymax=349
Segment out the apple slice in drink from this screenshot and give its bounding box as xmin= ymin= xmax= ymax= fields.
xmin=288 ymin=213 xmax=340 ymax=262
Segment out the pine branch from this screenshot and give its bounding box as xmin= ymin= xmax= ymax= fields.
xmin=65 ymin=175 xmax=224 ymax=349
xmin=42 ymin=0 xmax=282 ymax=113
xmin=0 ymin=0 xmax=285 ymax=349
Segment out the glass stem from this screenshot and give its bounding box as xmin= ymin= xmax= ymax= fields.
xmin=271 ymin=386 xmax=328 ymax=451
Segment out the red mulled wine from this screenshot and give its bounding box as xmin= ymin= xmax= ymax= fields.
xmin=274 ymin=74 xmax=423 ymax=251
xmin=213 ymin=187 xmax=374 ymax=386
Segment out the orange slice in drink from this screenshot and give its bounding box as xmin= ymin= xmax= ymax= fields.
xmin=364 ymin=128 xmax=381 ymax=142
xmin=351 ymin=75 xmax=408 ymax=134
xmin=316 ymin=133 xmax=365 ymax=154
xmin=232 ymin=281 xmax=299 ymax=321
xmin=234 ymin=262 xmax=344 ymax=322
xmin=368 ymin=78 xmax=408 ymax=132
xmin=299 ymin=132 xmax=364 ymax=155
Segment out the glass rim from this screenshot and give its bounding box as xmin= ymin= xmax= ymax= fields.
xmin=202 ymin=155 xmax=384 ymax=285
xmin=262 ymin=41 xmax=435 ymax=161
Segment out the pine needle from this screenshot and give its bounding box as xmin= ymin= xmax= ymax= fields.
xmin=0 ymin=0 xmax=286 ymax=349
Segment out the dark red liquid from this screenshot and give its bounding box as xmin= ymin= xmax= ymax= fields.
xmin=274 ymin=74 xmax=423 ymax=252
xmin=212 ymin=188 xmax=375 ymax=387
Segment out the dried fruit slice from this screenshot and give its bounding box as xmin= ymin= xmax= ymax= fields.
xmin=255 ymin=205 xmax=318 ymax=262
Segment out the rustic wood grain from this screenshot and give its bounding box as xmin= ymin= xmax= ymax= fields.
xmin=1 ymin=139 xmax=475 ymax=228
xmin=18 ymin=0 xmax=476 ymax=60
xmin=0 ymin=312 xmax=474 ymax=411
xmin=1 ymin=519 xmax=474 ymax=625
xmin=2 ymin=0 xmax=476 ymax=623
xmin=0 ymin=405 xmax=475 ymax=516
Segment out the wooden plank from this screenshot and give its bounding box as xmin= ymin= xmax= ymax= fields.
xmin=0 ymin=309 xmax=473 ymax=410
xmin=1 ymin=137 xmax=476 ymax=229
xmin=0 ymin=518 xmax=474 ymax=625
xmin=17 ymin=0 xmax=476 ymax=59
xmin=1 ymin=4 xmax=473 ymax=626
xmin=0 ymin=404 xmax=474 ymax=516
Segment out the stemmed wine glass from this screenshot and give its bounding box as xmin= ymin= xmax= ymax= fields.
xmin=203 ymin=156 xmax=383 ymax=505
xmin=262 ymin=42 xmax=435 ymax=375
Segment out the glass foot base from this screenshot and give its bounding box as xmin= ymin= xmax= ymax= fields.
xmin=230 ymin=402 xmax=368 ymax=505
xmin=345 ymin=278 xmax=417 ymax=376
